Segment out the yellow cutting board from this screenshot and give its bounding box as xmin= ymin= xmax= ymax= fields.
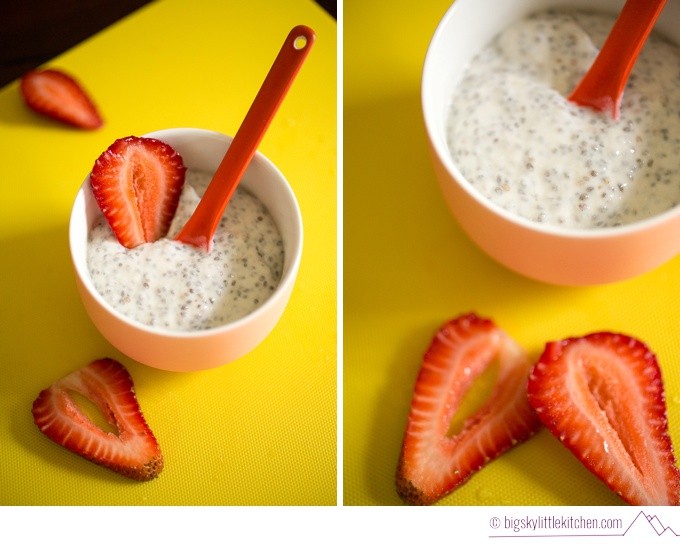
xmin=0 ymin=0 xmax=336 ymax=506
xmin=343 ymin=0 xmax=680 ymax=506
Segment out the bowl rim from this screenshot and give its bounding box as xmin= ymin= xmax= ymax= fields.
xmin=69 ymin=127 xmax=303 ymax=339
xmin=421 ymin=0 xmax=680 ymax=241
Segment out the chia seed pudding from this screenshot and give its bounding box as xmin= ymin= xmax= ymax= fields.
xmin=446 ymin=10 xmax=680 ymax=228
xmin=87 ymin=170 xmax=284 ymax=331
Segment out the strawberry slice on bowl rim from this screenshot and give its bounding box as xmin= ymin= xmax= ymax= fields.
xmin=89 ymin=136 xmax=187 ymax=249
xmin=396 ymin=313 xmax=542 ymax=505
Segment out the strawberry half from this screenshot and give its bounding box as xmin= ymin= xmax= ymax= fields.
xmin=396 ymin=313 xmax=542 ymax=505
xmin=528 ymin=332 xmax=680 ymax=506
xmin=90 ymin=136 xmax=186 ymax=248
xmin=32 ymin=358 xmax=163 ymax=481
xmin=20 ymin=68 xmax=103 ymax=129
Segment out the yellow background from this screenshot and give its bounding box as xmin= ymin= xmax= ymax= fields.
xmin=4 ymin=0 xmax=680 ymax=511
xmin=0 ymin=0 xmax=336 ymax=505
xmin=343 ymin=1 xmax=680 ymax=505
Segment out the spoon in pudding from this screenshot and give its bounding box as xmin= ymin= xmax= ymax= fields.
xmin=175 ymin=25 xmax=315 ymax=251
xmin=568 ymin=0 xmax=667 ymax=120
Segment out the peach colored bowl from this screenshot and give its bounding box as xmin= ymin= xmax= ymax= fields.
xmin=69 ymin=128 xmax=302 ymax=372
xmin=422 ymin=0 xmax=680 ymax=286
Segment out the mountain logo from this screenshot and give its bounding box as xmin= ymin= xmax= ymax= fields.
xmin=623 ymin=511 xmax=679 ymax=539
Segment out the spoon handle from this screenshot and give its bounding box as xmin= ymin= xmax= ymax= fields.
xmin=568 ymin=0 xmax=667 ymax=119
xmin=176 ymin=25 xmax=315 ymax=250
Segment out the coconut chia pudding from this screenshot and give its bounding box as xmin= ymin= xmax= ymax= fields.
xmin=446 ymin=10 xmax=680 ymax=228
xmin=87 ymin=170 xmax=284 ymax=331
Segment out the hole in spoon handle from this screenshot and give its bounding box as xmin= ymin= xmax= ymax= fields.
xmin=293 ymin=26 xmax=314 ymax=51
xmin=251 ymin=25 xmax=316 ymax=137
xmin=175 ymin=25 xmax=315 ymax=250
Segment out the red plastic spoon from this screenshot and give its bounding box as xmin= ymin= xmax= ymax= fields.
xmin=176 ymin=25 xmax=315 ymax=250
xmin=568 ymin=0 xmax=667 ymax=120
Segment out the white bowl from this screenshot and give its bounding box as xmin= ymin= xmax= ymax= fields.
xmin=69 ymin=128 xmax=303 ymax=371
xmin=422 ymin=0 xmax=680 ymax=285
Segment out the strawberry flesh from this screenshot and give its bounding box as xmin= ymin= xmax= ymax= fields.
xmin=32 ymin=358 xmax=163 ymax=481
xmin=20 ymin=68 xmax=103 ymax=129
xmin=90 ymin=136 xmax=186 ymax=249
xmin=528 ymin=332 xmax=680 ymax=506
xmin=396 ymin=313 xmax=542 ymax=505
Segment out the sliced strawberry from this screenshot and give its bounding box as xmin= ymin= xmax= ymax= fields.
xmin=20 ymin=68 xmax=103 ymax=129
xmin=90 ymin=136 xmax=186 ymax=248
xmin=32 ymin=358 xmax=163 ymax=481
xmin=528 ymin=332 xmax=680 ymax=506
xmin=396 ymin=313 xmax=542 ymax=505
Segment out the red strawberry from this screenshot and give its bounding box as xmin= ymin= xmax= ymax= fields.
xmin=528 ymin=332 xmax=680 ymax=506
xmin=20 ymin=68 xmax=103 ymax=129
xmin=32 ymin=358 xmax=163 ymax=481
xmin=396 ymin=313 xmax=542 ymax=505
xmin=90 ymin=136 xmax=186 ymax=248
